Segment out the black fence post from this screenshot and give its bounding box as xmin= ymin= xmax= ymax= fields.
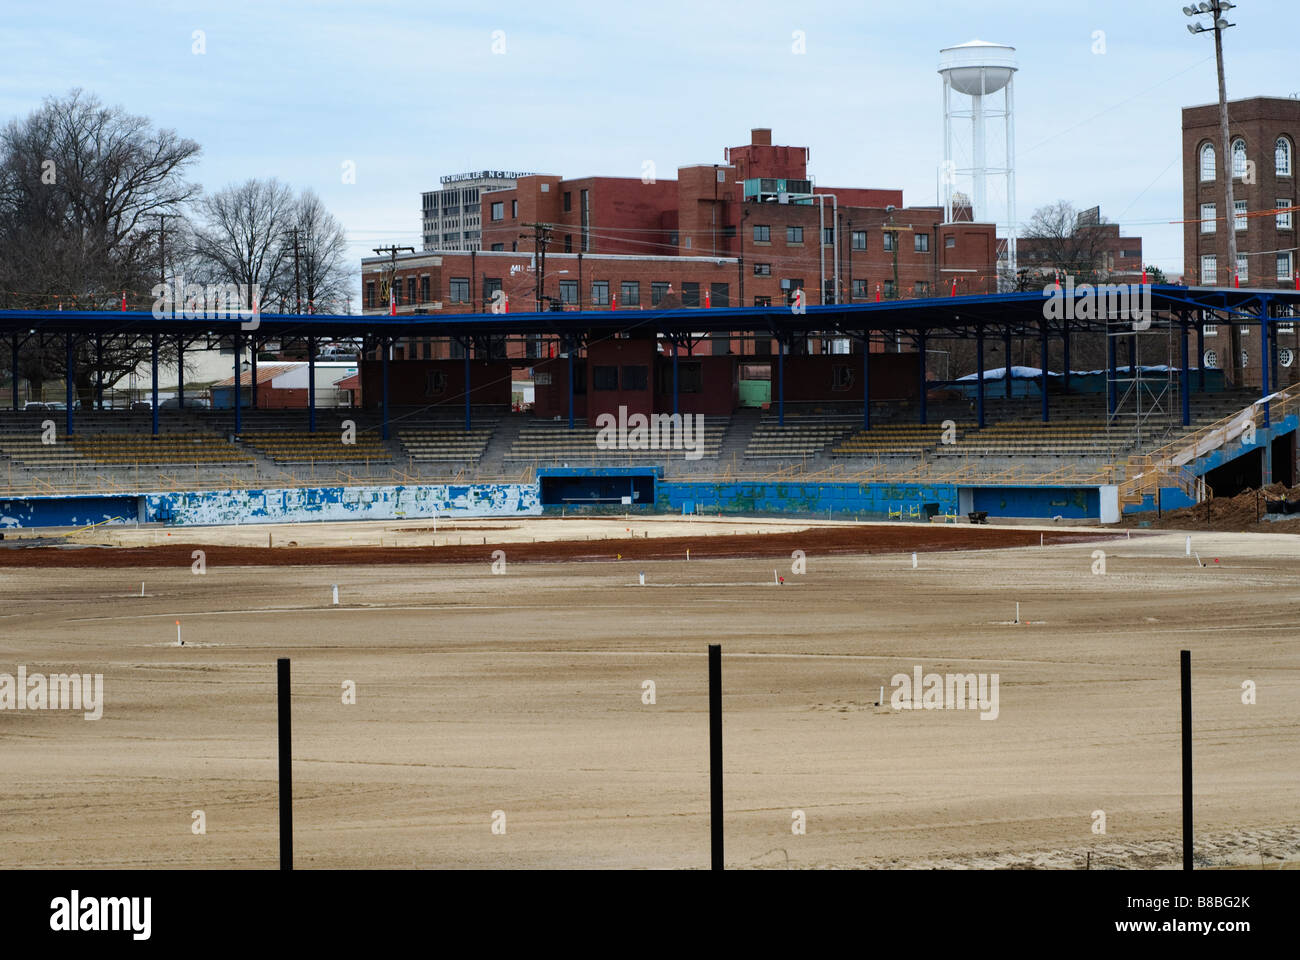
xmin=709 ymin=643 xmax=722 ymax=870
xmin=1180 ymin=649 xmax=1192 ymax=872
xmin=278 ymin=657 xmax=292 ymax=870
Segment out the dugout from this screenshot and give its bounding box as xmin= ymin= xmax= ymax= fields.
xmin=537 ymin=466 xmax=658 ymax=507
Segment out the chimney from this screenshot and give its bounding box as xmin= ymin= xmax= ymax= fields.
xmin=751 ymin=128 xmax=772 ymax=146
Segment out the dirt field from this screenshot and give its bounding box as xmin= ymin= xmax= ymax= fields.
xmin=0 ymin=517 xmax=1296 ymax=869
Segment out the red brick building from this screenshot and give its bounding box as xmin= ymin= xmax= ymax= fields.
xmin=1182 ymin=96 xmax=1300 ymax=388
xmin=357 ymin=129 xmax=999 ymax=420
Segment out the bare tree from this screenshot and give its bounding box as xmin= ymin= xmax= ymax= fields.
xmin=0 ymin=89 xmax=199 ymax=405
xmin=291 ymin=190 xmax=349 ymax=313
xmin=1018 ymin=201 xmax=1116 ymax=286
xmin=189 ymin=178 xmax=296 ymax=311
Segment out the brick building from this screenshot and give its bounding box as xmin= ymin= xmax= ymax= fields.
xmin=1183 ymin=96 xmax=1300 ymax=388
xmin=1017 ymin=207 xmax=1144 ymax=283
xmin=358 ymin=129 xmax=999 ymax=418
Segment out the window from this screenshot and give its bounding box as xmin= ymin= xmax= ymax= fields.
xmin=753 ymin=224 xmax=771 ymax=243
xmin=563 ymin=191 xmax=572 ymax=212
xmin=786 ymin=226 xmax=804 ymax=244
xmin=564 ymin=234 xmax=572 ymax=253
xmin=426 ymin=371 xmax=447 ymax=396
xmin=1201 ymin=255 xmax=1217 ymax=285
xmin=1232 ymin=138 xmax=1247 ymax=179
xmin=621 ymin=365 xmax=648 ymax=391
xmin=1198 ymin=202 xmax=1216 ymax=233
xmin=914 ymin=281 xmax=931 ymax=297
xmin=1235 ymin=200 xmax=1248 ymax=231
xmin=365 ymin=281 xmax=375 ymax=308
xmin=449 ymin=277 xmax=470 ymax=303
xmin=1278 ymin=199 xmax=1293 ymax=230
xmin=559 ymin=280 xmax=577 ymax=304
xmin=852 ymin=279 xmax=868 ymax=298
xmin=490 ymin=243 xmax=504 ymax=251
xmin=511 ymin=199 xmax=517 ymax=218
xmin=710 ymin=283 xmax=729 ymax=307
xmin=754 ymin=263 xmax=771 ymax=276
xmin=1236 ymin=255 xmax=1248 ymax=283
xmin=1204 ymin=323 xmax=1218 ymax=336
xmin=681 ymin=282 xmax=700 ymax=307
xmin=490 ymin=202 xmax=504 ymax=221
xmin=1277 ymin=137 xmax=1293 ymax=177
xmin=593 ymin=365 xmax=619 ymax=390
xmin=420 ymin=276 xmax=430 ymax=303
xmin=406 ymin=276 xmax=417 ymax=304
xmin=651 ymin=282 xmax=669 ymax=305
xmin=590 ymin=281 xmax=610 ymax=306
xmin=822 ymin=227 xmax=834 ymax=245
xmin=944 ymin=235 xmax=956 ymax=248
xmin=831 ymin=365 xmax=853 ymax=391
xmin=1200 ymin=142 xmax=1216 ymax=181
xmin=852 ymin=230 xmax=867 ymax=250
xmin=621 ymin=281 xmax=640 ymax=306
xmin=784 ymin=280 xmax=804 ymax=305
xmin=883 ymin=232 xmax=896 ymax=252
xmin=883 ymin=280 xmax=897 ymax=298
xmin=722 ymin=225 xmax=736 ymax=239
xmin=483 ymin=278 xmax=501 ymax=307
xmin=1279 ymin=252 xmax=1293 ymax=281
xmin=914 ymin=233 xmax=929 ymax=252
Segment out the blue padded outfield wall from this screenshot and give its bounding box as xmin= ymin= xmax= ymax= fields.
xmin=144 ymin=483 xmax=542 ymax=526
xmin=656 ymin=480 xmax=960 ymax=518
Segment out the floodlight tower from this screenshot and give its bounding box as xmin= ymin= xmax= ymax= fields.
xmin=940 ymin=40 xmax=1018 ymax=286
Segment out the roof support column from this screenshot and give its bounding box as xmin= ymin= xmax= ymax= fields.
xmin=150 ymin=332 xmax=159 ymax=436
xmin=567 ymin=336 xmax=575 ymax=430
xmin=1196 ymin=318 xmax=1205 ymax=393
xmin=95 ymin=334 xmax=103 ymax=410
xmin=464 ymin=343 xmax=472 ymax=432
xmin=234 ymin=335 xmax=242 ymax=435
xmin=777 ymin=334 xmax=785 ymax=426
xmin=862 ymin=331 xmax=871 ymax=431
xmin=1180 ymin=318 xmax=1191 ymax=428
xmin=1039 ymin=321 xmax=1049 ymax=424
xmin=918 ymin=330 xmax=927 ymax=425
xmin=672 ymin=336 xmax=679 ymax=418
xmin=976 ymin=325 xmax=985 ymax=429
xmin=307 ymin=337 xmax=316 ymax=434
xmin=176 ymin=335 xmax=185 ymax=410
xmin=1062 ymin=320 xmax=1070 ymax=395
xmin=66 ymin=332 xmax=76 ymax=437
xmin=381 ymin=336 xmax=390 ymax=441
xmin=10 ymin=333 xmax=17 ymax=411
xmin=250 ymin=342 xmax=258 ymax=409
xmin=1261 ymin=299 xmax=1271 ymax=430
xmin=1106 ymin=327 xmax=1117 ymax=418
xmin=1003 ymin=326 xmax=1012 ymax=399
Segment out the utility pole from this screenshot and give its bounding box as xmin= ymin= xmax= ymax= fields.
xmin=521 ymin=223 xmax=553 ymax=311
xmin=372 ymin=244 xmax=414 ymax=312
xmin=291 ymin=227 xmax=302 ymax=314
xmin=1184 ymin=1 xmax=1240 ymax=380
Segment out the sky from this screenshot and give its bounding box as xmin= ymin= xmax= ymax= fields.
xmin=3 ymin=0 xmax=1295 ymax=304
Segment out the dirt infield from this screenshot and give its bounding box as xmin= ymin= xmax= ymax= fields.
xmin=0 ymin=519 xmax=1295 ymax=870
xmin=0 ymin=523 xmax=1120 ymax=568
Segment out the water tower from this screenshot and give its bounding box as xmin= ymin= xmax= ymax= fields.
xmin=939 ymin=39 xmax=1018 ymax=285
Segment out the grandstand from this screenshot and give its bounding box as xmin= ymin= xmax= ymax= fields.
xmin=1 ymin=287 xmax=1297 ymax=523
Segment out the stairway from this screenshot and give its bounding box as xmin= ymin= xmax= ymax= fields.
xmin=477 ymin=414 xmax=524 ymax=477
xmin=716 ymin=408 xmax=761 ymax=472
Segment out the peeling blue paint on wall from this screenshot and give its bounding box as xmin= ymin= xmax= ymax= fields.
xmin=144 ymin=483 xmax=542 ymax=526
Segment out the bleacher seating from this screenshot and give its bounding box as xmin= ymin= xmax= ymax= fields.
xmin=506 ymin=417 xmax=727 ymax=462
xmin=69 ymin=433 xmax=253 ymax=465
xmin=236 ymin=430 xmax=391 ymax=464
xmin=744 ymin=414 xmax=859 ymax=459
xmin=397 ymin=423 xmax=497 ymax=463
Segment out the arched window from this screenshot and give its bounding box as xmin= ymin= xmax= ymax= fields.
xmin=1277 ymin=137 xmax=1293 ymax=177
xmin=1200 ymin=142 xmax=1216 ymax=181
xmin=1232 ymin=138 xmax=1247 ymax=179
